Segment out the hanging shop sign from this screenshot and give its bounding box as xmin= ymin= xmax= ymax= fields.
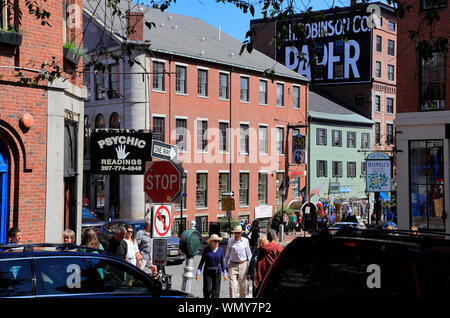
xmin=276 ymin=5 xmax=373 ymax=84
xmin=90 ymin=129 xmax=152 ymax=174
xmin=292 ymin=133 xmax=306 ymax=164
xmin=366 ymin=153 xmax=392 ymax=192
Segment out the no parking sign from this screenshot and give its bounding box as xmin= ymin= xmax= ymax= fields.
xmin=152 ymin=204 xmax=172 ymax=238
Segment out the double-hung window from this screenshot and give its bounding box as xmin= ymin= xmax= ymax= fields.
xmin=240 ymin=76 xmax=249 ymax=102
xmin=176 ymin=65 xmax=187 ymax=94
xmin=219 ymin=73 xmax=229 ymax=99
xmin=153 ymin=61 xmax=165 ymax=91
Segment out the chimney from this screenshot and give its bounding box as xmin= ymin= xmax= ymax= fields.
xmin=126 ymin=11 xmax=145 ymax=42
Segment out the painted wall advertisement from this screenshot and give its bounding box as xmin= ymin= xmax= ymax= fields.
xmin=366 ymin=153 xmax=391 ymax=192
xmin=276 ymin=6 xmax=373 ymax=84
xmin=90 ymin=129 xmax=152 ymax=174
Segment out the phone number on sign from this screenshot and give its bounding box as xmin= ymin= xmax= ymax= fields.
xmin=100 ymin=166 xmax=143 ymax=172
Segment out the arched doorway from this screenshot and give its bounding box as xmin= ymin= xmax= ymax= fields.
xmin=0 ymin=140 xmax=8 ymax=244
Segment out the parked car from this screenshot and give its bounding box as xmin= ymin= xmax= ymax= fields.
xmin=0 ymin=243 xmax=191 ymax=299
xmin=97 ymin=219 xmax=185 ymax=264
xmin=327 ymin=222 xmax=365 ymax=235
xmin=257 ymin=230 xmax=450 ymax=298
xmin=81 ymin=207 xmax=105 ymax=232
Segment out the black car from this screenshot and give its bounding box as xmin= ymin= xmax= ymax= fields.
xmin=0 ymin=244 xmax=190 ymax=299
xmin=97 ymin=219 xmax=185 ymax=264
xmin=257 ymin=229 xmax=450 ymax=298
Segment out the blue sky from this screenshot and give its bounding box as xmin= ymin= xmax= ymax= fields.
xmin=164 ymin=0 xmax=341 ymax=42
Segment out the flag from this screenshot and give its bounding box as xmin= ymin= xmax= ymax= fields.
xmin=310 ymin=185 xmax=322 ymax=198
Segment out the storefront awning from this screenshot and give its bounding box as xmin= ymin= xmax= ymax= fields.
xmin=380 ymin=192 xmax=391 ymax=201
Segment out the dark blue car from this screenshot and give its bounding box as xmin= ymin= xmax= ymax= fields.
xmin=0 ymin=244 xmax=190 ymax=299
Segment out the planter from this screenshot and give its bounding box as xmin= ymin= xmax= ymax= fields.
xmin=0 ymin=31 xmax=23 ymax=46
xmin=63 ymin=47 xmax=81 ymax=66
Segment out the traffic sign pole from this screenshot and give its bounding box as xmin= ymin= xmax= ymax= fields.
xmin=181 ymin=220 xmax=197 ymax=293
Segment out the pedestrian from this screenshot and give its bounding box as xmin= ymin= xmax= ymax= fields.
xmin=249 ymin=220 xmax=260 ymax=250
xmin=225 ymin=225 xmax=252 ymax=298
xmin=136 ymin=221 xmax=157 ymax=274
xmin=6 ymin=227 xmax=22 ymax=245
xmin=58 ymin=229 xmax=77 ymax=250
xmin=290 ymin=212 xmax=297 ymax=234
xmin=104 ymin=226 xmax=128 ymax=260
xmin=80 ymin=228 xmax=103 ymax=252
xmin=247 ymin=234 xmax=267 ymax=297
xmin=328 ymin=211 xmax=336 ymax=226
xmin=196 ymin=234 xmax=227 ymax=298
xmin=295 ymin=212 xmax=303 ymax=233
xmin=125 ymin=226 xmax=143 ymax=268
xmin=254 ymin=229 xmax=283 ymax=294
xmin=282 ymin=212 xmax=288 ymax=234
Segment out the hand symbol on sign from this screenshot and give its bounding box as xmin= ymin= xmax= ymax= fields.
xmin=116 ymin=145 xmax=130 ymax=159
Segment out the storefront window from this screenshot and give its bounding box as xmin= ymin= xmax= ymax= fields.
xmin=410 ymin=140 xmax=445 ymax=231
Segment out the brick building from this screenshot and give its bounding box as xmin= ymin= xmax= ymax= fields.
xmin=82 ymin=1 xmax=308 ymax=234
xmin=250 ymin=1 xmax=397 ymax=164
xmin=0 ymin=0 xmax=85 ymax=243
xmin=395 ymin=0 xmax=449 ymax=232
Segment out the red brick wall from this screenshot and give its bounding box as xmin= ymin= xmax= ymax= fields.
xmin=149 ymin=54 xmax=308 ymax=224
xmin=0 ymin=0 xmax=83 ymax=243
xmin=397 ymin=1 xmax=450 ymax=113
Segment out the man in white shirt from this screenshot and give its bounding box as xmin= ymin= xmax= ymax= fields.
xmin=225 ymin=225 xmax=252 ymax=298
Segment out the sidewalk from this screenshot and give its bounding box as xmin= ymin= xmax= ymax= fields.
xmin=280 ymin=231 xmax=311 ymax=247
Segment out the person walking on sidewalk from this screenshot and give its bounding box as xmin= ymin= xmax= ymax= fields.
xmin=196 ymin=234 xmax=227 ymax=298
xmin=247 ymin=234 xmax=268 ymax=297
xmin=255 ymin=229 xmax=283 ymax=294
xmin=136 ymin=222 xmax=157 ymax=274
xmin=225 ymin=225 xmax=252 ymax=298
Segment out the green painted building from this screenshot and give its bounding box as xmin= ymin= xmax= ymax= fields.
xmin=309 ymin=91 xmax=373 ymax=222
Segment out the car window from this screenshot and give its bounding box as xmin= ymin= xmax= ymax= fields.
xmin=133 ymin=223 xmax=144 ymax=233
xmin=0 ymin=260 xmax=33 ymax=297
xmin=88 ymin=257 xmax=152 ymax=294
xmin=35 ymin=258 xmax=104 ymax=295
xmin=263 ymin=240 xmax=418 ymax=298
xmin=104 ymin=222 xmax=127 ymax=233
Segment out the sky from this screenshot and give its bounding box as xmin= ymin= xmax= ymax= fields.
xmin=162 ymin=0 xmax=344 ymax=42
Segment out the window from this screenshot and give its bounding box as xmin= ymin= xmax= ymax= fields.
xmin=388 ymin=21 xmax=396 ymax=31
xmin=175 ymin=65 xmax=187 ymax=94
xmin=0 ymin=260 xmax=33 ymax=297
xmin=332 ymin=130 xmax=342 ymax=147
xmin=375 ymin=61 xmax=382 ymax=78
xmin=259 ymin=80 xmax=268 ymax=104
xmin=196 ymin=173 xmax=208 ymax=208
xmin=422 ymin=0 xmax=447 ymax=10
xmin=361 ymin=162 xmax=366 ymax=177
xmin=332 ymin=161 xmax=343 ymax=178
xmin=292 ymin=178 xmax=301 ymax=198
xmin=258 ymin=173 xmax=268 ymax=205
xmin=218 ymin=173 xmax=229 ymax=209
xmin=108 ymin=63 xmax=120 ymax=99
xmin=176 ymin=118 xmax=187 ymax=152
xmin=347 ymin=132 xmax=356 ymax=148
xmin=361 ymin=133 xmax=370 ymax=149
xmin=109 ymin=112 xmax=120 ymax=129
xmin=375 ymin=123 xmax=381 ymax=145
xmin=219 ymin=73 xmax=229 ymax=99
xmin=388 ymin=40 xmax=395 ymax=56
xmin=197 ymin=120 xmax=208 ymax=152
xmin=347 ymin=162 xmax=357 ymax=178
xmin=93 ymin=174 xmax=105 ymax=209
xmin=276 ymin=172 xmax=285 ymax=204
xmin=175 ymin=177 xmax=187 ymax=212
xmin=386 ymin=124 xmax=394 ymax=145
xmin=375 ymin=95 xmax=381 ymax=112
xmin=376 ymin=35 xmax=382 ymax=53
xmin=410 ymin=140 xmax=445 ymax=231
xmin=316 ymin=128 xmax=327 ymax=146
xmin=219 ymin=122 xmax=229 ymax=153
xmin=317 ymin=160 xmax=328 ymax=177
xmin=421 ymin=52 xmax=446 ymax=110
xmin=95 ymin=71 xmax=106 ymax=100
xmin=198 ymin=69 xmax=208 ymax=97
xmin=240 ymin=124 xmax=249 ymax=154
xmin=152 ymin=117 xmax=165 ymax=142
xmin=387 ymin=64 xmax=395 ymax=81
xmin=386 ymin=97 xmax=394 ymax=113
xmin=239 ymin=173 xmax=249 ymax=206
xmin=240 ymin=77 xmax=249 ymax=102
xmin=84 ymin=71 xmax=91 ymax=102
xmin=377 ymin=16 xmax=383 ymax=27
xmin=277 ymin=127 xmax=284 ymax=155
xmin=153 ymin=61 xmax=165 ymax=91
xmin=293 ymin=86 xmax=300 ymax=109
xmin=276 ymin=83 xmax=284 ymax=107
xmin=355 ymin=95 xmax=364 ymax=106
xmin=94 ymin=114 xmax=105 ymax=128
xmin=259 ymin=125 xmax=268 ymax=154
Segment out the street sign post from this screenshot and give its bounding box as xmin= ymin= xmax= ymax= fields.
xmin=144 ymin=161 xmax=182 ymax=204
xmin=151 ymin=140 xmax=178 ymax=161
xmin=152 ymin=204 xmax=172 ymax=238
xmin=153 ymin=238 xmax=168 ymax=266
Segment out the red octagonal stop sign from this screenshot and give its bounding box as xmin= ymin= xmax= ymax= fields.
xmin=144 ymin=161 xmax=181 ymax=203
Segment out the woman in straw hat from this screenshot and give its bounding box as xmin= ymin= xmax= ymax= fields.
xmin=196 ymin=234 xmax=227 ymax=298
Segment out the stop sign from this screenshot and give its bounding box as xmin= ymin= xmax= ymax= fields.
xmin=144 ymin=161 xmax=182 ymax=203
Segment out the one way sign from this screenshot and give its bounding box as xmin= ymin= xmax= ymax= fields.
xmin=151 ymin=140 xmax=178 ymax=161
